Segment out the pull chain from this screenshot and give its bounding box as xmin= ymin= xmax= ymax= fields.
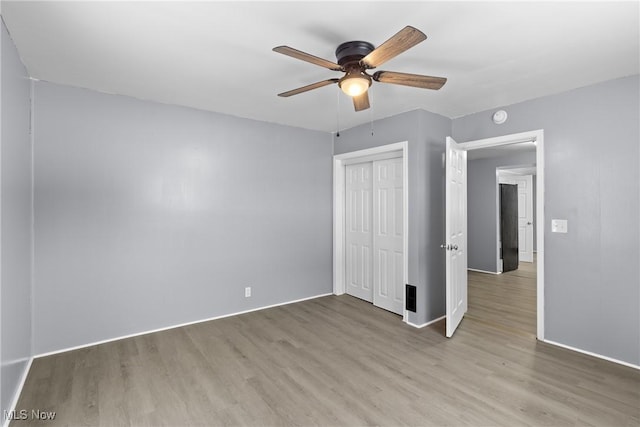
xmin=369 ymin=89 xmax=375 ymax=136
xmin=336 ymin=89 xmax=341 ymax=138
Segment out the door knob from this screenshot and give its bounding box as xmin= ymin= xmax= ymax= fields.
xmin=527 ymin=221 xmax=532 ymax=225
xmin=452 ymin=244 xmax=458 ymax=251
xmin=440 ymin=244 xmax=448 ymax=250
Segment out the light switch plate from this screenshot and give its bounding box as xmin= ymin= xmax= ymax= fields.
xmin=551 ymin=219 xmax=568 ymax=233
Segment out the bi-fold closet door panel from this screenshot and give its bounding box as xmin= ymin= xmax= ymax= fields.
xmin=345 ymin=158 xmax=404 ymax=315
xmin=373 ymin=158 xmax=404 ymax=314
xmin=345 ymin=162 xmax=374 ymax=302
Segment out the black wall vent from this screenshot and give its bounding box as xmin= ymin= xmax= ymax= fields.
xmin=405 ymin=284 xmax=417 ymax=312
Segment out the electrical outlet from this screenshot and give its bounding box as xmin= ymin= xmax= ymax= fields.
xmin=245 ymin=287 xmax=251 ymax=298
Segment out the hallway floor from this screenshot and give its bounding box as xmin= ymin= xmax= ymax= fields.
xmin=467 ymin=255 xmax=537 ymax=337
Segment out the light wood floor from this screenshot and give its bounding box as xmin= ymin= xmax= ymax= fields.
xmin=467 ymin=257 xmax=537 ymax=338
xmin=13 ymin=262 xmax=639 ymax=426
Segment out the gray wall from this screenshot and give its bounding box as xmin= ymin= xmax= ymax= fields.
xmin=453 ymin=75 xmax=640 ymax=366
xmin=33 ymin=81 xmax=333 ymax=355
xmin=468 ymin=151 xmax=536 ymax=272
xmin=0 ymin=18 xmax=32 ymax=417
xmin=333 ymin=109 xmax=451 ymax=325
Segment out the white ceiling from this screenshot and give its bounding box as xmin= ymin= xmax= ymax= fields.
xmin=2 ymin=1 xmax=638 ymax=133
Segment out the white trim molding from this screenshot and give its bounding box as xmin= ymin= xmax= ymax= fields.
xmin=542 ymin=339 xmax=640 ymax=370
xmin=468 ymin=268 xmax=501 ymax=275
xmin=407 ymin=315 xmax=445 ymax=329
xmin=333 ymin=142 xmax=409 ymax=322
xmin=457 ymin=130 xmax=541 ymax=151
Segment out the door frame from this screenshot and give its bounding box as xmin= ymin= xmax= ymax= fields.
xmin=458 ymin=130 xmax=545 ymax=339
xmin=333 ymin=141 xmax=409 ymax=322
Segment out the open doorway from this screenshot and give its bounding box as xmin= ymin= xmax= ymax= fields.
xmin=445 ymin=130 xmax=544 ymax=339
xmin=466 ymin=147 xmax=538 ymax=337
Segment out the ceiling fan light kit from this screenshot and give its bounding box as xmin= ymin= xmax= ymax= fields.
xmin=338 ymin=72 xmax=371 ymax=97
xmin=273 ymin=26 xmax=447 ymax=112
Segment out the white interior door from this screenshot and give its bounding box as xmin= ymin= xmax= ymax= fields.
xmin=372 ymin=158 xmax=404 ymax=315
xmin=345 ymin=163 xmax=373 ymax=302
xmin=445 ymin=137 xmax=467 ymax=338
xmin=515 ymin=175 xmax=534 ymax=262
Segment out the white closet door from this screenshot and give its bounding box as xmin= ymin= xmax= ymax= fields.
xmin=345 ymin=163 xmax=373 ymax=302
xmin=372 ymin=158 xmax=404 ymax=315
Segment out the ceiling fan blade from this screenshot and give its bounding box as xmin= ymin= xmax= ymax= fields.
xmin=373 ymin=71 xmax=447 ymax=90
xmin=361 ymin=26 xmax=427 ymax=69
xmin=273 ymin=46 xmax=343 ymax=71
xmin=353 ymin=92 xmax=370 ymax=112
xmin=277 ymin=79 xmax=339 ymax=97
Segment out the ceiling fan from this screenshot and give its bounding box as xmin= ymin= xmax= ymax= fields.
xmin=273 ymin=26 xmax=447 ymax=112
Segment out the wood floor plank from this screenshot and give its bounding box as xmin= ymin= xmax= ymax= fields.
xmin=12 ymin=258 xmax=639 ymax=426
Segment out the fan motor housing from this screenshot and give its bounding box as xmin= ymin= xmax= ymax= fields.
xmin=335 ymin=41 xmax=375 ymax=66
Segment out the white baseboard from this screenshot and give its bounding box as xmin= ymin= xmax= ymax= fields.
xmin=35 ymin=293 xmax=333 ymax=359
xmin=468 ymin=268 xmax=501 ymax=275
xmin=407 ymin=315 xmax=445 ymax=329
xmin=542 ymin=339 xmax=639 ymax=370
xmin=2 ymin=356 xmax=34 ymax=427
